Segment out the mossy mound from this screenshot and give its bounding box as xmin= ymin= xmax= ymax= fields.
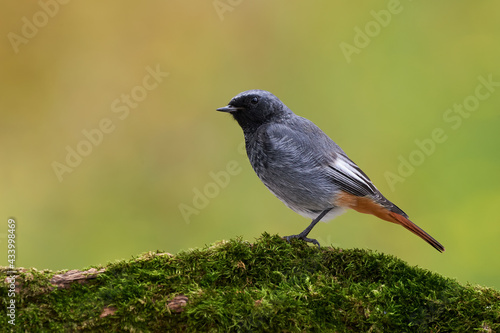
xmin=1 ymin=233 xmax=499 ymax=332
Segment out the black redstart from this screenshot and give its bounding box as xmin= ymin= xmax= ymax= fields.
xmin=216 ymin=90 xmax=445 ymax=252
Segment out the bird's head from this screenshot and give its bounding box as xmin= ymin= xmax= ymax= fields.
xmin=217 ymin=90 xmax=289 ymax=130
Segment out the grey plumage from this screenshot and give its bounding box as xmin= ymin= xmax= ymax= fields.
xmin=216 ymin=89 xmax=444 ymax=251
xmin=218 ymin=89 xmax=402 ymax=220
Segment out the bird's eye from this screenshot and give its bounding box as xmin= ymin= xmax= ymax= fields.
xmin=251 ymin=97 xmax=259 ymax=105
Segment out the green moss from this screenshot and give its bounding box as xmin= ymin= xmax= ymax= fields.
xmin=1 ymin=233 xmax=499 ymax=332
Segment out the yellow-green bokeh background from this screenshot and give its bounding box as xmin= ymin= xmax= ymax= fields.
xmin=1 ymin=2 xmax=499 ymax=289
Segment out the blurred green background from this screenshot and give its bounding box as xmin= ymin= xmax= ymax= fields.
xmin=1 ymin=1 xmax=499 ymax=289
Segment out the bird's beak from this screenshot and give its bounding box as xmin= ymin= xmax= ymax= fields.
xmin=216 ymin=105 xmax=243 ymax=113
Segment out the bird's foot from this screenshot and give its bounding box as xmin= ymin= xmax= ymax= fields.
xmin=283 ymin=234 xmax=321 ymax=248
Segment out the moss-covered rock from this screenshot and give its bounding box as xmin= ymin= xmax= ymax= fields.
xmin=1 ymin=233 xmax=499 ymax=332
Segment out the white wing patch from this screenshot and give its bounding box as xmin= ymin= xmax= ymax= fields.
xmin=334 ymin=158 xmax=365 ymax=185
xmin=332 ymin=156 xmax=377 ymax=194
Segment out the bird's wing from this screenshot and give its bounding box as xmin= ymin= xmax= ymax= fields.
xmin=326 ymin=153 xmax=378 ymax=197
xmin=263 ymin=119 xmax=407 ymax=216
xmin=326 ymin=150 xmax=409 ymax=217
xmin=262 ymin=119 xmax=375 ymax=195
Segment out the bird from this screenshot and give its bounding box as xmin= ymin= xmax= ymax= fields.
xmin=216 ymin=89 xmax=445 ymax=252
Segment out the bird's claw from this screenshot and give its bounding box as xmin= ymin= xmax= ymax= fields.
xmin=284 ymin=234 xmax=321 ymax=248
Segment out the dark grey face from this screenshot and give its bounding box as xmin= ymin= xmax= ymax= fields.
xmin=217 ymin=90 xmax=287 ymax=130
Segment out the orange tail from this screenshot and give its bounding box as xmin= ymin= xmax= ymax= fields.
xmin=386 ymin=211 xmax=445 ymax=253
xmin=334 ymin=192 xmax=445 ymax=252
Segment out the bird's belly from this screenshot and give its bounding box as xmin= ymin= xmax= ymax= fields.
xmin=263 ymin=177 xmax=344 ymax=222
xmin=290 ymin=205 xmax=347 ymax=222
xmin=248 ymin=140 xmax=341 ymax=221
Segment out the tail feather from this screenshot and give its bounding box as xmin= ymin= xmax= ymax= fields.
xmin=388 ymin=212 xmax=445 ymax=253
xmin=334 ymin=191 xmax=445 ymax=252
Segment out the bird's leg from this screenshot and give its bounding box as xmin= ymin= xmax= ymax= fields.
xmin=284 ymin=208 xmax=332 ymax=248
